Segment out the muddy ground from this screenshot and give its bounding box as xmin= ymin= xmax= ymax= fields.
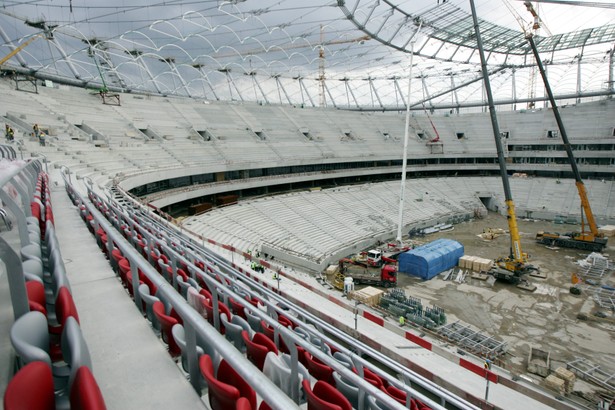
xmin=395 ymin=212 xmax=615 ymax=381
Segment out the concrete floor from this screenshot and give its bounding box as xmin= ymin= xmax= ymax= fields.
xmin=396 ymin=213 xmax=615 ymax=398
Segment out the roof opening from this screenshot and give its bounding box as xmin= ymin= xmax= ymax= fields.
xmin=300 ymin=128 xmax=313 ymax=140
xmin=253 ymin=129 xmax=267 ymax=140
xmin=197 ymin=130 xmax=214 ymax=141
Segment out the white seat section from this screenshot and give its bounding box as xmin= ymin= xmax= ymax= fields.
xmin=2 ymin=77 xmax=613 ymax=189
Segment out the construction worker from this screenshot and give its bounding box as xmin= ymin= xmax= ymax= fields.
xmin=5 ymin=125 xmax=14 ymax=142
xmin=399 ymin=316 xmax=405 ymax=327
xmin=33 ymin=123 xmax=39 ymax=138
xmin=38 ymin=132 xmax=46 ymax=146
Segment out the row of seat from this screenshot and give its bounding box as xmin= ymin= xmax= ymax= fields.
xmin=80 ymin=193 xmax=294 ymax=408
xmin=80 ymin=200 xmax=292 ymax=409
xmin=79 ymin=187 xmax=432 ymax=409
xmin=4 ymin=171 xmax=106 ymax=410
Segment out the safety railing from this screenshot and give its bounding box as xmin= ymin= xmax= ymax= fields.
xmin=71 ymin=172 xmax=480 ymax=410
xmin=0 ymin=159 xmax=42 ymax=319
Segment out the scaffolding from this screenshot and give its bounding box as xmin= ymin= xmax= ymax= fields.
xmin=593 ymin=287 xmax=615 ymax=311
xmin=577 ymin=254 xmax=614 ymax=284
xmin=438 ymin=320 xmax=507 ymax=359
xmin=576 ymin=253 xmax=615 ymax=311
xmin=566 ymin=357 xmax=615 ymax=391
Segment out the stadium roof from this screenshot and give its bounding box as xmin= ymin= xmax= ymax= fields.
xmin=1 ymin=0 xmax=613 ymax=109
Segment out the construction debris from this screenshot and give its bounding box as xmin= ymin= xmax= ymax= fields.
xmin=478 ymin=228 xmax=506 ymax=240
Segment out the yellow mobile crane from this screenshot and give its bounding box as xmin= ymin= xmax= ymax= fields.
xmin=521 ymin=2 xmax=607 ymax=252
xmin=469 ymin=0 xmax=537 ymax=284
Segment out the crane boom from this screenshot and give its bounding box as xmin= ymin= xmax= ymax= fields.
xmin=527 ymin=34 xmax=604 ymax=243
xmin=470 ymin=0 xmax=538 ymax=283
xmin=470 ymin=0 xmax=525 ymax=263
xmin=0 ymin=35 xmax=42 ymax=66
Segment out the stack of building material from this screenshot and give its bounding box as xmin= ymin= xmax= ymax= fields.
xmin=349 ymin=286 xmax=384 ymax=306
xmin=545 ymin=374 xmax=566 ymax=395
xmin=458 ymin=255 xmax=493 ymax=272
xmin=554 ymin=367 xmax=576 ymax=394
xmin=458 ymin=255 xmax=472 ymax=269
xmin=598 ymin=225 xmax=615 ymax=237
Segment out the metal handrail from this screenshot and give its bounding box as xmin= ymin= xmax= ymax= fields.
xmin=70 ymin=182 xmax=301 ymax=410
xmin=83 ymin=185 xmax=410 ymax=410
xmin=84 ymin=174 xmax=478 ymax=409
xmin=116 ymin=195 xmax=470 ymax=409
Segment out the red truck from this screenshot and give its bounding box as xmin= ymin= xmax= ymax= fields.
xmin=338 ymin=258 xmax=397 ymax=288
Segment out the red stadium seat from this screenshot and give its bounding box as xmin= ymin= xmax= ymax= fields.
xmin=153 ymin=301 xmax=180 ymax=357
xmin=4 ymin=361 xmax=55 ymax=410
xmin=70 ymin=366 xmax=107 ymax=410
xmin=242 ymin=331 xmax=278 ymax=371
xmin=302 ymin=379 xmax=352 ymax=410
xmin=236 ymin=397 xmax=252 ymax=410
xmin=199 ymin=354 xmax=256 ymax=410
xmin=260 ymin=320 xmax=275 ymax=342
xmin=304 ymin=352 xmax=335 ymax=385
xmin=49 ymin=286 xmax=79 ymax=337
xmin=278 ymin=315 xmax=294 ymax=329
xmin=26 ymin=280 xmax=47 ymax=316
xmin=260 ymin=320 xmax=289 ymax=353
xmin=229 ymin=297 xmax=246 ymax=319
xmin=202 ymin=298 xmax=231 ymax=333
xmin=385 ymin=384 xmax=408 ymax=406
xmin=361 ymin=367 xmax=385 ymax=389
xmin=118 ymin=258 xmax=131 ymax=288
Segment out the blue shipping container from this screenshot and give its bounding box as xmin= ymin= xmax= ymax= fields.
xmin=398 ymin=238 xmax=464 ymax=280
